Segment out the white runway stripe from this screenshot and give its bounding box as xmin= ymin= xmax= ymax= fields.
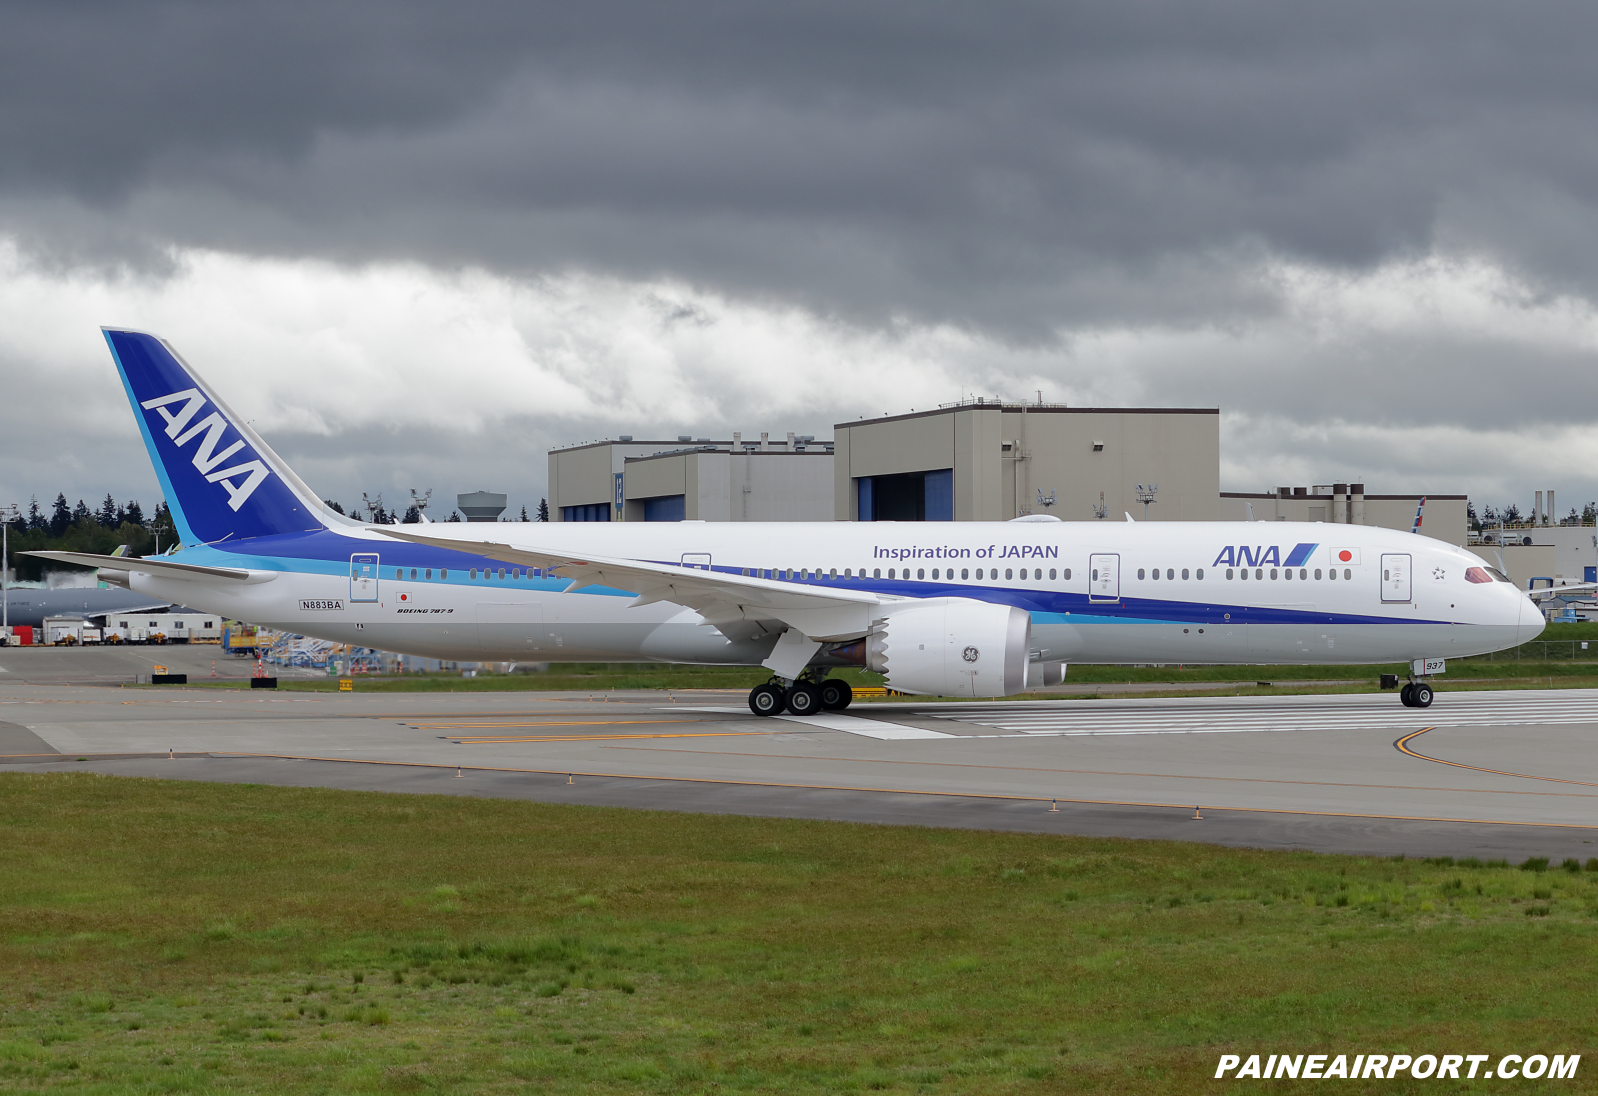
xmin=929 ymin=692 xmax=1598 ymax=737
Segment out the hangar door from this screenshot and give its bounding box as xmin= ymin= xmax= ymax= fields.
xmin=1380 ymin=553 xmax=1411 ymax=602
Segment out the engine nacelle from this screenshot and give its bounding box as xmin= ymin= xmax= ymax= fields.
xmin=864 ymin=598 xmax=1031 ymax=697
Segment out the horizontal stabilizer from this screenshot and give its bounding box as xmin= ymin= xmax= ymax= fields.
xmin=23 ymin=550 xmax=261 ymax=582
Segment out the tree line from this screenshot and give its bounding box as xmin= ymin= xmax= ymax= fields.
xmin=5 ymin=492 xmax=553 ymax=582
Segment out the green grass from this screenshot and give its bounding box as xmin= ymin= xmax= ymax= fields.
xmin=0 ymin=773 xmax=1594 ymax=1093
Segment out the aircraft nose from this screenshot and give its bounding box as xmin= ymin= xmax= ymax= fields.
xmin=1517 ymin=594 xmax=1547 ymax=645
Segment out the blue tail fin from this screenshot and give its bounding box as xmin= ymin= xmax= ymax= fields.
xmin=104 ymin=328 xmax=331 ymax=545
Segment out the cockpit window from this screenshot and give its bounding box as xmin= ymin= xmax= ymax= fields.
xmin=1487 ymin=566 xmax=1513 ymax=583
xmin=1465 ymin=566 xmax=1493 ymax=584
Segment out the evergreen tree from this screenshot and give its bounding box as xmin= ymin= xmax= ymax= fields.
xmin=97 ymin=493 xmax=118 ymax=527
xmin=71 ymin=499 xmax=92 ymax=526
xmin=1585 ymin=502 xmax=1598 ymax=526
xmin=323 ymin=499 xmax=346 ymax=515
xmin=403 ymin=505 xmax=421 ymax=523
xmin=1466 ymin=501 xmax=1479 ymax=531
xmin=27 ymin=496 xmax=43 ymax=533
xmin=49 ymin=493 xmax=72 ymax=537
xmin=520 ymin=505 xmax=528 ymax=521
xmin=537 ymin=498 xmax=549 ymax=522
xmin=124 ymin=500 xmax=145 ymax=527
xmin=448 ymin=510 xmax=462 ymax=522
xmin=1503 ymin=503 xmax=1522 ymax=524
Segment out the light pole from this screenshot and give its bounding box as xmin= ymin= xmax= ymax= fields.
xmin=1 ymin=503 xmax=20 ymax=637
xmin=1135 ymin=483 xmax=1159 ymax=521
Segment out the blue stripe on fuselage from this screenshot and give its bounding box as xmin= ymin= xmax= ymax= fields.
xmin=184 ymin=536 xmax=1449 ymax=626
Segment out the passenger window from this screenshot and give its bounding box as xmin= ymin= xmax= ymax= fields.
xmin=440 ymin=569 xmax=448 ymax=579
xmin=1256 ymin=569 xmax=1263 ymax=580
xmin=1196 ymin=568 xmax=1203 ymax=579
xmin=1270 ymin=569 xmax=1278 ymax=580
xmin=1036 ymin=568 xmax=1043 ymax=579
xmin=917 ymin=568 xmax=925 ymax=579
xmin=1344 ymin=568 xmax=1351 ymax=580
xmin=1227 ymin=569 xmax=1235 ymax=580
xmin=1314 ymin=568 xmax=1321 ymax=579
xmin=1091 ymin=569 xmax=1098 ymax=580
xmin=1150 ymin=568 xmax=1158 ymax=580
xmin=888 ymin=569 xmax=895 ymax=579
xmin=425 ymin=568 xmax=432 ymax=579
xmin=1181 ymin=568 xmax=1189 ymax=580
xmin=1166 ymin=568 xmax=1173 ymax=580
xmin=1064 ymin=568 xmax=1072 ymax=580
xmin=1049 ymin=569 xmax=1057 ymax=580
xmin=394 ymin=568 xmax=401 ymax=579
xmin=1299 ymin=568 xmax=1307 ymax=579
xmin=1283 ymin=568 xmax=1291 ymax=580
xmin=845 ymin=568 xmax=852 ymax=577
xmin=932 ymin=568 xmax=939 ymax=579
xmin=962 ymin=568 xmax=970 ymax=579
xmin=976 ymin=568 xmax=985 ymax=579
xmin=1328 ymin=568 xmax=1336 ymax=580
xmin=470 ymin=568 xmax=477 ymax=579
xmin=873 ymin=569 xmax=881 ymax=578
xmin=410 ymin=568 xmax=417 ymax=580
xmin=831 ymin=568 xmax=838 ymax=579
xmin=1138 ymin=568 xmax=1146 ymax=579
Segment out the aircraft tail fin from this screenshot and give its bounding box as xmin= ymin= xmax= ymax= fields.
xmin=102 ymin=328 xmax=348 ymax=545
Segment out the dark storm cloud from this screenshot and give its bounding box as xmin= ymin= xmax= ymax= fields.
xmin=8 ymin=0 xmax=1598 ymax=330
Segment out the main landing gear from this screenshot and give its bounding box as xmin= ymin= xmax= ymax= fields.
xmin=748 ymin=672 xmax=854 ymax=717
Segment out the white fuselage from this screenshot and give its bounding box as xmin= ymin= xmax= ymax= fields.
xmin=123 ymin=520 xmax=1540 ymax=669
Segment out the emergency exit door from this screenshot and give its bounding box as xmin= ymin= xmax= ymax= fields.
xmin=350 ymin=554 xmax=380 ymax=602
xmin=1380 ymin=553 xmax=1411 ymax=602
xmin=1089 ymin=553 xmax=1120 ymax=602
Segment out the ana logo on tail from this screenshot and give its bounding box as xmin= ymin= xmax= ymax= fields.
xmin=140 ymin=388 xmax=271 ymax=511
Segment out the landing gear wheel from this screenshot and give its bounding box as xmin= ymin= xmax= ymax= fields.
xmin=748 ymin=683 xmax=786 ymax=717
xmin=1400 ymin=683 xmax=1416 ymax=707
xmin=1412 ymin=682 xmax=1434 ymax=708
xmin=785 ymin=681 xmax=822 ymax=715
xmin=818 ymin=679 xmax=853 ymax=710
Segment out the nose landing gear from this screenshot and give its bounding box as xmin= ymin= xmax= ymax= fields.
xmin=1400 ymin=680 xmax=1434 ymax=708
xmin=747 ymin=672 xmax=855 ymax=716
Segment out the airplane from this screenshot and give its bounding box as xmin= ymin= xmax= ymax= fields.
xmin=26 ymin=328 xmax=1543 ymax=713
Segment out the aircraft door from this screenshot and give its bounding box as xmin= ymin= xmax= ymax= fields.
xmin=1088 ymin=553 xmax=1120 ymax=602
xmin=1380 ymin=553 xmax=1411 ymax=602
xmin=350 ymin=554 xmax=380 ymax=602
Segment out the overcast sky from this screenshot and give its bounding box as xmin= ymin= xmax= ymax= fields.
xmin=6 ymin=0 xmax=1598 ymax=521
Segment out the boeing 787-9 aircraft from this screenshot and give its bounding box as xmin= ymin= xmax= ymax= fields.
xmin=30 ymin=329 xmax=1543 ymax=714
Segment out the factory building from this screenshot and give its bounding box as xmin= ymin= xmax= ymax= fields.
xmin=1220 ymin=485 xmax=1470 ymax=547
xmin=833 ymin=400 xmax=1221 ymax=522
xmin=457 ymin=491 xmax=508 ymax=522
xmin=549 ymin=433 xmax=833 ymax=522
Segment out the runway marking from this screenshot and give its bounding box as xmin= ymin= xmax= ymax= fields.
xmin=933 ymin=693 xmax=1598 ymax=737
xmin=664 ymin=706 xmax=953 ymax=739
xmin=414 ymin=719 xmax=701 ymax=729
xmin=193 ymin=751 xmax=1598 ymax=830
xmin=773 ymin=712 xmax=953 ymax=739
xmin=446 ymin=731 xmax=779 ymax=745
xmin=599 ymin=746 xmax=1598 ymax=799
xmin=1396 ymin=727 xmax=1598 ymax=788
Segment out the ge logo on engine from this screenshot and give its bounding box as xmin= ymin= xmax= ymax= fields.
xmin=962 ymin=646 xmax=980 ymax=663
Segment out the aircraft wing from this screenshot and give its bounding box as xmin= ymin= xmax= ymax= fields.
xmin=379 ymin=528 xmax=896 ymax=642
xmin=1526 ymin=581 xmax=1598 ymax=600
xmin=23 ymin=550 xmax=259 ymax=582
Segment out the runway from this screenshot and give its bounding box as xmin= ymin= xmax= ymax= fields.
xmin=3 ymin=670 xmax=1598 ymax=860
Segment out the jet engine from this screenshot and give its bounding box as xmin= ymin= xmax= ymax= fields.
xmin=857 ymin=598 xmax=1031 ymax=697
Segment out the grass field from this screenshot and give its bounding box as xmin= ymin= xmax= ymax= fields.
xmin=1 ymin=773 xmax=1594 ymax=1093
